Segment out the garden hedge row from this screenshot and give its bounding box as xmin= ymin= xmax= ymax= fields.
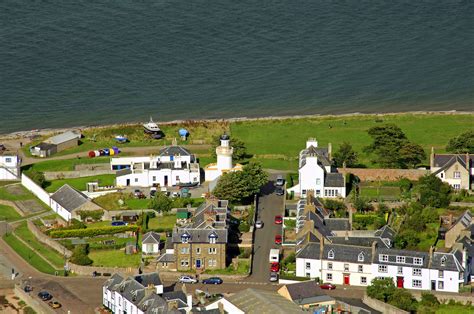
xmin=49 ymin=225 xmax=139 ymax=238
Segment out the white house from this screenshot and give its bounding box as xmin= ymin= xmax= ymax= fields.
xmin=103 ymin=272 xmax=192 ymax=314
xmin=142 ymin=231 xmax=161 ymax=255
xmin=50 ymin=184 xmax=104 ymax=221
xmin=288 ymin=138 xmax=346 ymax=198
xmin=112 ymin=144 xmax=200 ymax=188
xmin=0 ymin=150 xmax=20 ymax=180
xmin=296 ymin=241 xmax=464 ymax=293
xmin=204 ymin=134 xmax=243 ymax=182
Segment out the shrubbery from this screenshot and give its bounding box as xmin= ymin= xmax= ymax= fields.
xmin=76 ymin=210 xmax=104 ymax=221
xmin=50 ymin=225 xmax=138 ymax=238
xmin=70 ymin=244 xmax=93 ymax=266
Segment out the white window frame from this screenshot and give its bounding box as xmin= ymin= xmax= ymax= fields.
xmin=180 ymin=259 xmax=189 ymax=267
xmin=414 ymin=257 xmax=423 ymax=265
xmin=208 ymin=247 xmax=217 ymax=254
xmin=358 ymin=253 xmax=364 ymax=262
xmin=453 ymin=184 xmax=461 ymax=190
xmin=361 ymin=277 xmax=367 ymax=285
xmin=358 ymin=265 xmax=363 ymax=273
xmin=438 ymin=270 xmax=444 ymax=278
xmin=396 ymin=256 xmax=405 ymax=264
xmin=328 ymin=250 xmax=334 ymax=259
xmin=397 ymin=266 xmax=403 ymax=275
xmin=378 ymin=265 xmax=388 ymax=273
xmin=453 ymin=171 xmax=461 ymax=179
xmin=344 ymin=264 xmax=349 ymax=272
xmin=438 ymin=281 xmax=444 ymax=290
xmin=196 ymin=247 xmax=201 ymax=254
xmin=326 ymin=273 xmax=332 ymax=281
xmin=412 ymin=279 xmax=422 ymax=288
xmin=327 ymin=262 xmax=333 ymax=270
xmin=305 ymin=262 xmax=311 ymax=270
xmin=412 ymin=268 xmax=422 ymax=276
xmin=209 ymin=237 xmax=216 ymax=244
xmin=440 ymin=256 xmax=447 ymax=267
xmin=379 ymin=254 xmax=388 ymax=262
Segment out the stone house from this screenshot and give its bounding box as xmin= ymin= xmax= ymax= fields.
xmin=445 ymin=211 xmax=473 ymax=248
xmin=430 ymin=150 xmax=473 ymax=191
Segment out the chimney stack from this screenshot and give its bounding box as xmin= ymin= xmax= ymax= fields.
xmin=466 ymin=153 xmax=470 ymax=169
xmin=430 ymin=147 xmax=435 ymax=169
xmin=428 ymin=246 xmax=435 ymax=268
xmin=371 ymin=241 xmax=377 ymax=262
xmin=328 ymin=143 xmax=332 ymax=160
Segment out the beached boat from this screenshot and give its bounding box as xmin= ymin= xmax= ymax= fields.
xmin=143 ymin=117 xmax=161 ymax=134
xmin=115 ymin=135 xmax=128 ymax=143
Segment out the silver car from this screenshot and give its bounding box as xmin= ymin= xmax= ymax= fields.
xmin=178 ymin=275 xmax=197 ymax=284
xmin=255 ymin=220 xmax=263 ymax=229
xmin=269 ymin=272 xmax=279 ymax=282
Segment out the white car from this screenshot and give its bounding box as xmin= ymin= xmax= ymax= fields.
xmin=178 ymin=275 xmax=198 ymax=284
xmin=255 ymin=220 xmax=263 ymax=229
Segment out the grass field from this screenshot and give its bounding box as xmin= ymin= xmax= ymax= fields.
xmin=44 ymin=174 xmax=116 ymax=192
xmin=0 ymin=181 xmax=18 ymax=187
xmin=24 ymin=157 xmax=111 ymax=172
xmin=89 ymin=249 xmax=141 ymax=267
xmin=0 ymin=185 xmax=36 ymax=201
xmin=148 ymin=215 xmax=177 ymax=230
xmin=230 ymin=113 xmax=474 ymax=170
xmin=0 ymin=204 xmax=22 ymax=221
xmin=359 ymin=185 xmax=401 ymax=201
xmin=435 ymin=304 xmax=474 ymax=314
xmin=3 ymin=233 xmax=57 ymax=274
xmin=204 ymin=259 xmax=250 ymax=275
xmin=93 ymin=192 xmax=150 ymax=210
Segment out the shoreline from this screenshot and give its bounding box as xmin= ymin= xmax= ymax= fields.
xmin=1 ymin=110 xmax=473 ymax=140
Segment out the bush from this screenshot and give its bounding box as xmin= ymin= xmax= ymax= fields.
xmin=420 ymin=293 xmax=439 ymax=307
xmin=388 ymin=289 xmax=417 ymax=312
xmin=239 ymin=221 xmax=250 ymax=232
xmin=282 ymin=252 xmax=296 ymax=266
xmin=70 ymin=244 xmax=93 ymax=266
xmin=324 ymin=199 xmax=346 ymax=212
xmin=239 ymin=248 xmax=252 ymax=258
xmin=76 ymin=210 xmax=104 ymax=221
xmin=367 ymin=278 xmax=396 ymax=302
xmin=353 ymin=198 xmax=374 ymax=212
xmin=49 ymin=225 xmax=139 ymax=238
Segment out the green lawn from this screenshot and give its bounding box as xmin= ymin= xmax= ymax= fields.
xmin=23 ymin=157 xmax=111 ymax=172
xmin=148 ymin=215 xmax=177 ymax=230
xmin=44 ymin=174 xmax=116 ymax=192
xmin=0 ymin=204 xmax=22 ymax=221
xmin=14 ymin=222 xmax=66 ymax=268
xmin=3 ymin=233 xmax=57 ymax=274
xmin=435 ymin=304 xmax=474 ymax=314
xmin=231 ymin=113 xmax=474 ymax=170
xmin=89 ymin=249 xmax=142 ymax=267
xmin=417 ymin=222 xmax=439 ymax=251
xmin=359 ymin=186 xmax=401 ymax=201
xmin=204 ymin=259 xmax=250 ymax=275
xmin=125 ymin=198 xmax=151 ymax=209
xmin=85 ymin=220 xmax=114 ymax=228
xmin=0 ymin=186 xmax=35 ymax=201
xmin=0 ymin=181 xmax=18 ymax=187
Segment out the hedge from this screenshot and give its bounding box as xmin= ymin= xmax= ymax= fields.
xmin=49 ymin=225 xmax=139 ymax=238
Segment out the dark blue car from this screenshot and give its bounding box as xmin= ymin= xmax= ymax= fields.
xmin=202 ymin=277 xmax=223 ymax=285
xmin=111 ymin=221 xmax=127 ymax=226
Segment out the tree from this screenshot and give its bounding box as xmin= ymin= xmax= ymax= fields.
xmin=148 ymin=192 xmax=172 ymax=213
xmin=333 ymin=142 xmax=358 ymax=168
xmin=70 ymin=244 xmax=93 ymax=266
xmin=446 ymin=130 xmax=474 ymax=153
xmin=399 ymin=142 xmax=426 ymax=168
xmin=419 ymin=293 xmax=439 ymax=307
xmin=388 ymin=289 xmax=417 ymax=312
xmin=211 ymin=136 xmax=248 ymax=161
xmin=367 ymin=278 xmax=396 ymax=302
xmin=27 ymin=170 xmax=46 ymax=188
xmin=394 ymin=230 xmax=421 ymax=249
xmin=417 ymin=175 xmax=451 ymax=208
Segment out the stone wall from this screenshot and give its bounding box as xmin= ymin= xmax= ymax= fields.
xmin=67 ymin=262 xmax=137 ymax=276
xmin=44 ymin=169 xmax=114 ymax=180
xmin=26 ymin=220 xmax=72 ymax=258
xmin=362 ymin=295 xmax=409 ymax=314
xmin=339 ymin=168 xmax=429 ymax=181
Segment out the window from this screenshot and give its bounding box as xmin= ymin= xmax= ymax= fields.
xmin=397 ymin=266 xmax=403 ymax=275
xmin=438 ymin=281 xmax=444 ymax=290
xmin=316 ymin=178 xmax=321 ymax=185
xmin=453 ymin=171 xmax=461 ymax=179
xmin=358 ymin=252 xmax=365 ymax=262
xmin=344 ymin=264 xmax=349 ymax=272
xmin=5 ymin=158 xmax=11 ymax=163
xmin=379 ymin=254 xmax=388 ymax=262
xmin=358 ymin=265 xmax=363 ymax=273
xmin=453 ymin=184 xmax=461 ymax=190
xmin=327 ymin=262 xmax=333 ymax=270
xmin=440 ymin=173 xmax=444 ymax=179
xmin=162 ymin=262 xmax=168 ymax=268
xmin=176 ymin=176 xmax=180 ymax=181
xmin=378 ymin=265 xmax=388 ymax=273
xmin=181 ymin=234 xmax=190 ymax=243
xmin=328 ymin=250 xmax=334 ymax=259
xmin=414 ymin=257 xmax=423 ymax=265
xmin=316 ymin=190 xmax=321 ymax=196
xmin=302 ymin=189 xmax=307 ymax=195
xmin=208 ymin=247 xmax=217 ymax=254
xmin=306 ymin=262 xmax=311 ymax=270
xmin=180 ymin=247 xmax=189 ymax=254
xmin=306 ymin=272 xmax=311 ymax=278
xmin=361 ymin=277 xmax=367 ymax=285
xmin=440 ymin=256 xmax=447 ymax=267
xmin=438 ymin=270 xmax=444 ymax=278
xmin=209 ymin=237 xmax=216 ymax=244
xmin=208 ymin=259 xmax=216 ymax=267
xmin=324 ymin=190 xmax=328 ymax=197
xmin=326 ymin=273 xmax=332 ymax=281
xmin=196 ymin=248 xmax=201 ymax=254
xmin=152 ymin=176 xmax=156 ymax=182
xmin=413 ymin=268 xmax=422 ymax=276
xmin=134 ymin=178 xmax=138 ymax=183
xmin=180 ymin=260 xmax=189 ymax=267
xmin=396 ymin=256 xmax=406 ymax=264
xmin=412 ymin=280 xmax=422 ymax=288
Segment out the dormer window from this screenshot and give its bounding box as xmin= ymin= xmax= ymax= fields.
xmin=358 ymin=252 xmax=364 ymax=262
xmin=181 ymin=233 xmax=191 ymax=243
xmin=379 ymin=254 xmax=388 ymax=262
xmin=328 ymin=249 xmax=334 ymax=259
xmin=440 ymin=256 xmax=447 ymax=267
xmin=208 ymin=232 xmax=218 ymax=244
xmin=414 ymin=257 xmax=423 ymax=266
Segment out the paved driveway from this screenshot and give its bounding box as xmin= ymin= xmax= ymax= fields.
xmin=249 ymin=174 xmax=285 ymax=283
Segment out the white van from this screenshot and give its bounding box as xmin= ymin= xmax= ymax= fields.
xmin=269 ymin=249 xmax=280 ymax=263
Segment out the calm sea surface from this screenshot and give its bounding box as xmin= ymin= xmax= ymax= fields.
xmin=1 ymin=0 xmax=473 ymax=134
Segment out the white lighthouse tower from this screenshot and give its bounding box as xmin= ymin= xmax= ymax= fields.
xmin=204 ymin=134 xmax=243 ymax=183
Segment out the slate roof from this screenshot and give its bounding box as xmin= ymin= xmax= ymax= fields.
xmin=137 ymin=293 xmax=168 ymax=313
xmin=162 ymin=291 xmax=187 ymax=305
xmin=329 ymin=236 xmax=387 ymax=248
xmin=324 ymin=218 xmax=350 ymax=231
xmin=433 ymin=154 xmax=472 ymax=169
xmin=192 ymin=202 xmax=228 ymax=229
xmin=283 ymin=280 xmax=321 ymax=300
xmin=172 ymin=228 xmax=228 ymax=244
xmin=226 ymin=288 xmax=304 ymax=314
xmin=159 ymin=145 xmax=192 ymax=157
xmin=104 ymin=273 xmax=124 ymax=289
xmin=296 ymin=295 xmax=335 ymax=305
xmin=323 ymin=244 xmax=372 ymax=264
xmin=50 ymin=184 xmax=89 ymax=212
xmin=300 ymin=146 xmax=331 ymax=168
xmin=47 ymin=130 xmax=81 ymax=145
xmin=32 ymin=142 xmax=56 ymax=151
xmin=454 ymin=211 xmax=472 ymax=229
xmin=324 ymin=173 xmax=345 ymax=188
xmin=296 ymin=243 xmax=321 ymax=259
xmin=157 ymin=253 xmax=176 ymax=263
xmin=375 ymin=248 xmax=430 ymax=268
xmin=142 ymin=232 xmax=161 ymax=244
xmin=134 ymin=273 xmax=163 ymax=287
xmin=431 ymin=252 xmax=464 ymax=272
xmin=374 ymin=225 xmax=397 ymax=241
xmin=307 ymin=211 xmax=333 ymax=238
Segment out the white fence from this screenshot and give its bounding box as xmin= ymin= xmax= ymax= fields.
xmin=21 ymin=173 xmax=51 ymax=207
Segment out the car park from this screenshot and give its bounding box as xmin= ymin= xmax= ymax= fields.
xmin=275 ymin=175 xmax=285 ymax=186
xmin=202 ymin=277 xmax=223 ymax=285
xmin=270 ymin=262 xmax=280 ymax=272
xmin=274 ymin=234 xmax=282 ymax=245
xmin=274 ymin=215 xmax=283 ymax=224
xmin=178 ymin=275 xmax=198 ymax=284
xmin=269 ymin=272 xmax=279 ymax=282
xmin=38 ymin=291 xmax=53 ymax=301
xmin=320 ymin=283 xmax=336 ymax=290
xmin=48 ymin=301 xmax=62 ymax=309
xmin=255 ymin=220 xmax=263 ymax=229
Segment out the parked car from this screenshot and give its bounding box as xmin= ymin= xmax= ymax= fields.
xmin=275 ymin=175 xmax=285 ymax=186
xmin=134 ymin=189 xmax=146 ymax=199
xmin=274 ymin=234 xmax=282 ymax=245
xmin=38 ymin=291 xmax=52 ymax=301
xmin=111 ymin=221 xmax=127 ymax=226
xmin=255 ymin=220 xmax=263 ymax=229
xmin=274 ymin=215 xmax=283 ymax=224
xmin=48 ymin=301 xmax=62 ymax=309
xmin=320 ymin=283 xmax=336 ymax=290
xmin=23 ymin=285 xmax=32 ymax=292
xmin=270 ymin=262 xmax=280 ymax=272
xmin=269 ymin=272 xmax=279 ymax=282
xmin=178 ymin=275 xmax=198 ymax=284
xmin=202 ymin=277 xmax=223 ymax=285
xmin=275 ymin=187 xmax=285 ymax=196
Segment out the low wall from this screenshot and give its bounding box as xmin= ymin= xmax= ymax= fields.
xmin=44 ymin=169 xmax=114 ymax=180
xmin=67 ymin=262 xmax=137 ymax=276
xmin=21 ymin=173 xmax=51 ymax=206
xmin=14 ymin=284 xmax=55 ymax=314
xmin=411 ymin=291 xmax=474 ymax=305
xmin=339 ymin=168 xmax=429 ymax=181
xmin=362 ymin=295 xmax=409 ymax=314
xmin=26 ymin=220 xmax=72 ymax=258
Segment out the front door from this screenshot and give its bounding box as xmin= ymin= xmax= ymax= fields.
xmin=397 ymin=277 xmax=404 ymax=288
xmin=126 ymin=179 xmax=130 ymax=186
xmin=431 ymin=280 xmax=436 ymax=290
xmin=164 ymin=175 xmax=168 ymax=186
xmin=196 ymin=259 xmax=201 ymax=269
xmin=343 ymin=274 xmax=350 ymax=285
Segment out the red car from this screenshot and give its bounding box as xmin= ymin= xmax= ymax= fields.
xmin=320 ymin=283 xmax=336 ymax=290
xmin=274 ymin=215 xmax=283 ymax=224
xmin=274 ymin=234 xmax=282 ymax=245
xmin=270 ymin=262 xmax=280 ymax=272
